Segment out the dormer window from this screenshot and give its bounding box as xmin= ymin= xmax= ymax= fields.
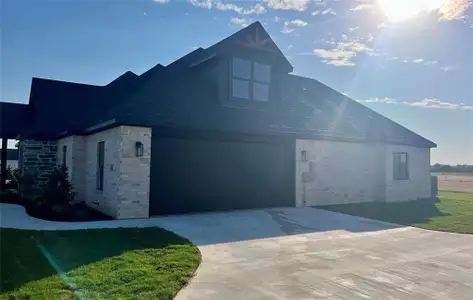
xmin=231 ymin=57 xmax=271 ymax=102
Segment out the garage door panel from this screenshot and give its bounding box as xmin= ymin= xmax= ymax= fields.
xmin=150 ymin=136 xmax=292 ymax=215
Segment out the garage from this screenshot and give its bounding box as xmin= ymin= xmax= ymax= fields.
xmin=149 ymin=132 xmax=294 ymax=215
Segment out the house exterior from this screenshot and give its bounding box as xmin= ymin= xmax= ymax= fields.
xmin=0 ymin=22 xmax=436 ymax=219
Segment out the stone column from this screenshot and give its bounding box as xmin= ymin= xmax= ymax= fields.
xmin=18 ymin=139 xmax=57 ymax=194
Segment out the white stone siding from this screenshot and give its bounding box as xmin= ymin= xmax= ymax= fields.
xmin=58 ymin=126 xmax=152 ymax=219
xmin=296 ymin=139 xmax=431 ymax=206
xmin=385 ymin=145 xmax=431 ymax=202
xmin=296 ymin=139 xmax=385 ymax=207
xmin=56 ymin=136 xmax=86 ymax=202
xmin=116 ymin=126 xmax=151 ymax=219
xmin=83 ymin=127 xmax=122 ymax=217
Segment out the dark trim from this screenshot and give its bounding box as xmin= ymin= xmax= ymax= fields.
xmin=1 ymin=139 xmax=7 ymax=191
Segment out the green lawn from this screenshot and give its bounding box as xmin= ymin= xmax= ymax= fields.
xmin=318 ymin=191 xmax=473 ymax=234
xmin=0 ymin=227 xmax=201 ymax=300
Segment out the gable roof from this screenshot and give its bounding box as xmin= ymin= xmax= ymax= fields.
xmin=208 ymin=21 xmax=293 ymax=73
xmin=10 ymin=22 xmax=435 ymax=148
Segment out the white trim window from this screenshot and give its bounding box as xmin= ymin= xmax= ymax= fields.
xmin=231 ymin=57 xmax=271 ymax=102
xmin=393 ymin=152 xmax=409 ymax=180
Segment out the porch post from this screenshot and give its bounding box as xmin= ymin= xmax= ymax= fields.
xmin=1 ymin=138 xmax=7 ymax=191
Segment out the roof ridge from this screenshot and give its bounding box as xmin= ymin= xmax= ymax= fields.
xmin=32 ymin=77 xmax=102 ymax=88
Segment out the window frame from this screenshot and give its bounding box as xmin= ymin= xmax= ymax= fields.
xmin=230 ymin=57 xmax=271 ymax=102
xmin=393 ymin=152 xmax=409 ymax=180
xmin=97 ymin=141 xmax=105 ymax=191
xmin=62 ymin=145 xmax=67 ymax=167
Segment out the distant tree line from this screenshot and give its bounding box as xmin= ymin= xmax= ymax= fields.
xmin=431 ymin=164 xmax=473 ymax=174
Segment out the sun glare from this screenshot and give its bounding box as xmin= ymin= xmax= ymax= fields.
xmin=377 ymin=0 xmax=444 ymax=22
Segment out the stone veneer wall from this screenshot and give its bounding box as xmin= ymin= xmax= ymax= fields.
xmin=56 ymin=136 xmax=86 ymax=202
xmin=115 ymin=126 xmax=151 ymax=219
xmin=18 ymin=139 xmax=57 ymax=194
xmin=296 ymin=139 xmax=386 ymax=207
xmin=295 ymin=139 xmax=431 ymax=206
xmin=385 ymin=144 xmax=431 ymax=202
xmin=57 ymin=126 xmax=151 ymax=219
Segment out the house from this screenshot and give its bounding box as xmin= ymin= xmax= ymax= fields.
xmin=0 ymin=22 xmax=436 ymax=219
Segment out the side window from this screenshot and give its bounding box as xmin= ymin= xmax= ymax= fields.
xmin=393 ymin=152 xmax=409 ymax=180
xmin=62 ymin=145 xmax=67 ymax=167
xmin=231 ymin=57 xmax=271 ymax=102
xmin=97 ymin=141 xmax=105 ymax=191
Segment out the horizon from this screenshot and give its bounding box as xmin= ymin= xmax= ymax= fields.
xmin=1 ymin=0 xmax=472 ymax=164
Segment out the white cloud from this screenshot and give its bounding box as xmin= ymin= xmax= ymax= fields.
xmin=231 ymin=17 xmax=250 ymax=28
xmin=313 ymin=49 xmax=356 ymax=66
xmin=348 ymin=27 xmax=359 ymax=32
xmin=348 ymin=0 xmax=472 ymax=21
xmin=338 ymin=41 xmax=373 ymax=53
xmin=441 ymin=65 xmax=459 ymax=71
xmin=282 ymin=19 xmax=308 ymax=34
xmin=216 ymin=2 xmax=266 ymax=14
xmin=312 ymin=39 xmax=373 ymax=66
xmin=288 ymin=19 xmax=308 ymax=26
xmin=357 ymin=97 xmax=398 ymax=104
xmin=264 ymin=0 xmax=310 ymax=11
xmin=312 ymin=10 xmax=321 ymax=15
xmin=153 ymin=0 xmax=169 ymax=3
xmin=358 ymin=97 xmax=473 ymax=110
xmin=439 ymin=0 xmax=473 ymax=20
xmin=404 ymin=99 xmax=473 ymax=110
xmin=350 ymin=3 xmax=373 ymax=11
xmin=189 ymin=0 xmax=212 ymax=9
xmin=412 ymin=58 xmax=424 ymax=63
xmin=322 ymin=8 xmax=336 ymax=15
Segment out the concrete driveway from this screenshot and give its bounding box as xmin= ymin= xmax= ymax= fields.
xmin=151 ymin=207 xmax=473 ymax=300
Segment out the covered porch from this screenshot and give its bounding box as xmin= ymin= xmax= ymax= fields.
xmin=0 ymin=102 xmax=29 ymax=190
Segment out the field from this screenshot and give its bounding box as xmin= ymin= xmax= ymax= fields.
xmin=432 ymin=172 xmax=473 ymax=194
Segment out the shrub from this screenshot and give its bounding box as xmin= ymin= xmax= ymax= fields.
xmin=42 ymin=165 xmax=76 ymax=207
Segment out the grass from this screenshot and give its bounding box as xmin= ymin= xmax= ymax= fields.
xmin=318 ymin=191 xmax=473 ymax=234
xmin=0 ymin=227 xmax=201 ymax=300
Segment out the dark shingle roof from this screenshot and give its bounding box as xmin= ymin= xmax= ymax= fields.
xmin=9 ymin=21 xmax=435 ymax=148
xmin=0 ymin=102 xmax=30 ymax=139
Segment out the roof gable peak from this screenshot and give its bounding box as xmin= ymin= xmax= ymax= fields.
xmin=208 ymin=21 xmax=293 ymax=72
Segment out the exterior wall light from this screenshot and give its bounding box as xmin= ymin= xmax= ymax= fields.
xmin=135 ymin=142 xmax=144 ymax=157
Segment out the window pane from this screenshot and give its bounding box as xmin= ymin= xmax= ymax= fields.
xmin=400 ymin=153 xmax=407 ymax=163
xmin=97 ymin=141 xmax=105 ymax=190
xmin=232 ymin=58 xmax=251 ymax=79
xmin=232 ymin=79 xmax=250 ymax=99
xmin=253 ymin=82 xmax=269 ymax=101
xmin=253 ymin=62 xmax=271 ymax=83
xmin=62 ymin=145 xmax=67 ymax=167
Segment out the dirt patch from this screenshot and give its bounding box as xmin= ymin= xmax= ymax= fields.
xmin=432 ymin=173 xmax=473 ymax=194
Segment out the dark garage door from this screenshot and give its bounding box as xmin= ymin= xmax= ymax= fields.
xmin=150 ymin=134 xmax=293 ymax=215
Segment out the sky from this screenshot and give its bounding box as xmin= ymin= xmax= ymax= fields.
xmin=1 ymin=0 xmax=472 ymax=164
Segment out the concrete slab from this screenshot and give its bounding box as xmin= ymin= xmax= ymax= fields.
xmin=1 ymin=203 xmax=473 ymax=299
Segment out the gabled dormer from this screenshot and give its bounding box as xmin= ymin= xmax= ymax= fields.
xmin=205 ymin=22 xmax=293 ymax=109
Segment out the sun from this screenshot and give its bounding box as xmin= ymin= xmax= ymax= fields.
xmin=377 ymin=0 xmax=444 ymax=22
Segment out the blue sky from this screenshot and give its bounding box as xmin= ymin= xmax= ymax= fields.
xmin=1 ymin=0 xmax=472 ymax=164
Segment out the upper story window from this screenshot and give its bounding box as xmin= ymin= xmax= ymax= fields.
xmin=231 ymin=58 xmax=271 ymax=102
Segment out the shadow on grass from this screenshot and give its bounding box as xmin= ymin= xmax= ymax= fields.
xmin=317 ymin=197 xmax=449 ymax=226
xmin=0 ymin=227 xmax=196 ymax=294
